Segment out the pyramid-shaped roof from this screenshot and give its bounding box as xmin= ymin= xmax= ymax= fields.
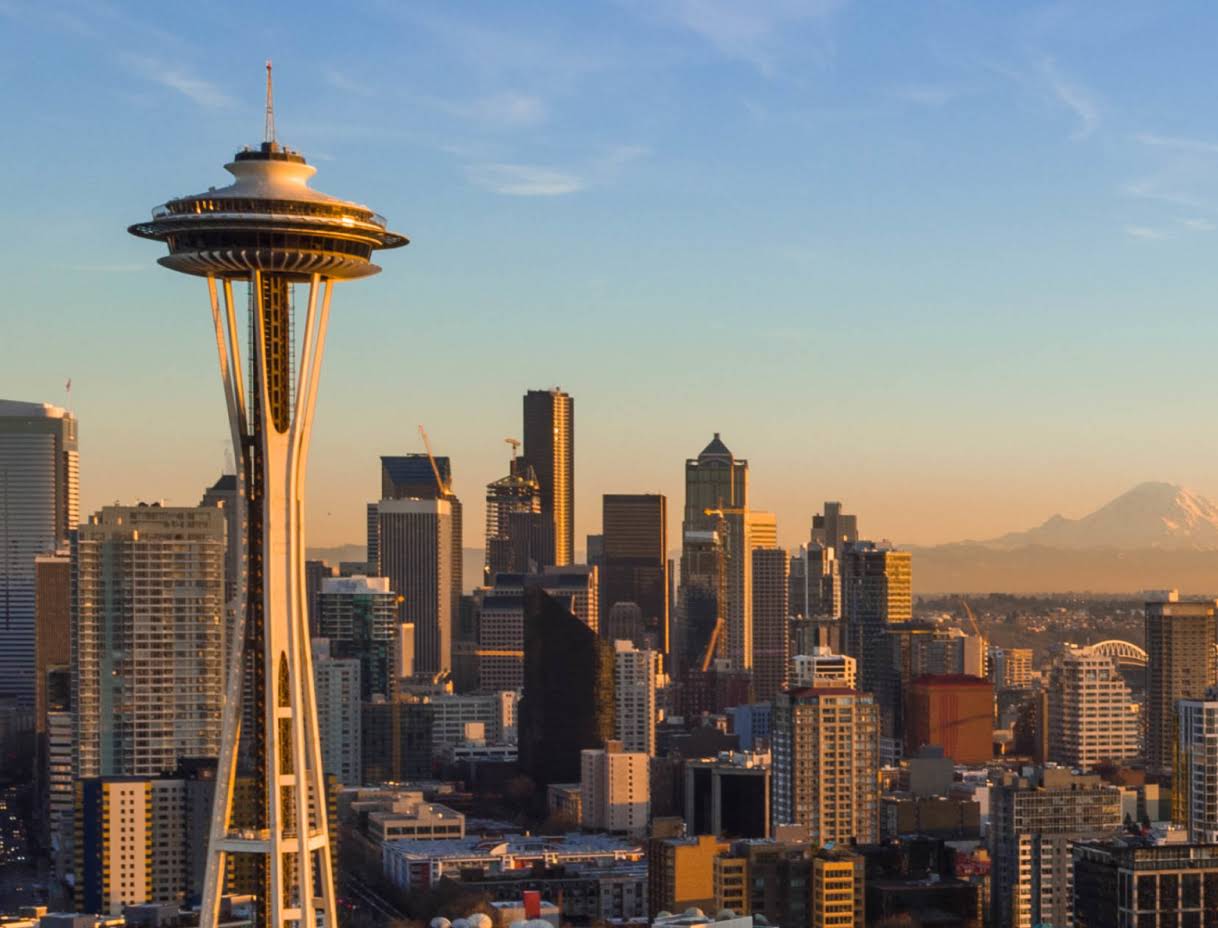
xmin=698 ymin=432 xmax=733 ymax=461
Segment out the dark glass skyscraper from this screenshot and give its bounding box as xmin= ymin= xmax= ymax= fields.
xmin=601 ymin=493 xmax=669 ymax=655
xmin=518 ymin=586 xmax=614 ymax=787
xmin=522 ymin=389 xmax=574 ymax=567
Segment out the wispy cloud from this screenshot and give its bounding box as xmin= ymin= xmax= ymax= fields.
xmin=1038 ymin=58 xmax=1099 ymax=139
xmin=1124 ymin=225 xmax=1169 ymax=241
xmin=123 ymin=55 xmax=232 ymax=108
xmin=324 ymin=68 xmax=375 ymax=98
xmin=450 ymin=92 xmax=547 ymax=129
xmin=1181 ymin=217 xmax=1216 ymax=232
xmin=638 ymin=0 xmax=845 ymax=75
xmin=890 ymin=84 xmax=963 ymax=107
xmin=465 ymin=144 xmax=649 ymax=197
xmin=1136 ymin=133 xmax=1218 ymax=156
xmin=465 ymin=164 xmax=585 ymax=196
xmin=1121 ymin=178 xmax=1203 ymax=208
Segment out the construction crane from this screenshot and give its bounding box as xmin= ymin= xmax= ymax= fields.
xmin=696 ymin=506 xmax=748 ymax=672
xmin=504 ymin=437 xmax=521 ymax=467
xmin=959 ymin=599 xmax=982 ymax=637
xmin=417 ymin=424 xmax=452 ymax=498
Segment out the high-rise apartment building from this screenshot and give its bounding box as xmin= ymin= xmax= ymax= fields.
xmin=810 ymin=502 xmax=858 ymax=557
xmin=317 ymin=574 xmax=400 ymax=700
xmin=613 ymin=639 xmax=660 ymax=755
xmin=73 ymin=504 xmax=226 ymax=779
xmin=992 ymin=646 xmax=1034 ymax=690
xmin=989 ymin=768 xmax=1123 ymax=928
xmin=772 ymin=687 xmax=879 ymax=844
xmin=905 ymin=675 xmax=994 ymax=765
xmin=811 ymin=848 xmax=865 ymax=928
xmin=751 ymin=547 xmax=789 ymax=701
xmin=522 ymin=389 xmax=574 ymax=567
xmin=1174 ymin=693 xmax=1218 ymax=842
xmin=0 ymin=400 xmax=78 ymax=709
xmin=601 ymin=494 xmax=669 ymax=654
xmin=484 ymin=457 xmax=542 ymax=582
xmin=1074 ymin=840 xmax=1218 ymax=928
xmin=311 ymin=639 xmax=361 ymax=787
xmin=1048 ymin=647 xmax=1140 ymax=770
xmin=199 ymin=474 xmax=240 ymax=606
xmin=1145 ymin=591 xmax=1218 ymax=771
xmin=580 ymin=740 xmax=650 ymax=836
xmin=377 ymin=498 xmax=455 ymax=675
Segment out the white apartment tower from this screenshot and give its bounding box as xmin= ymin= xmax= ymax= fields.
xmin=312 ymin=639 xmax=362 ymax=787
xmin=580 ymin=740 xmax=650 ymax=836
xmin=72 ymin=504 xmax=226 ymax=778
xmin=613 ymin=639 xmax=660 ymax=755
xmin=1048 ymin=646 xmax=1140 ymax=770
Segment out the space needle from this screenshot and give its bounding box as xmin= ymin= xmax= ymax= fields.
xmin=128 ymin=64 xmax=407 ymax=928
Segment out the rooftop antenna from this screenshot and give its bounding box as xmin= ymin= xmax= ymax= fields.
xmin=264 ymin=59 xmax=275 ymax=144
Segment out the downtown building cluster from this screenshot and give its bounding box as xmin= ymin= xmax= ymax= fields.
xmin=7 ymin=390 xmax=1218 ymax=928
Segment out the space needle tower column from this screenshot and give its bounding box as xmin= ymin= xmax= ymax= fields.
xmin=128 ymin=65 xmax=407 ymax=928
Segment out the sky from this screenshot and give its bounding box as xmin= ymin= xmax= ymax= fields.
xmin=5 ymin=0 xmax=1218 ymax=556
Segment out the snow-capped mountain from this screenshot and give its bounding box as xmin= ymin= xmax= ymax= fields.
xmin=985 ymin=481 xmax=1218 ymax=551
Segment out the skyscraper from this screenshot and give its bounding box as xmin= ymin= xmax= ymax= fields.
xmin=771 ymin=686 xmax=879 ymax=845
xmin=518 ymin=586 xmax=614 ymax=787
xmin=73 ymin=504 xmax=227 ymax=779
xmin=0 ymin=400 xmax=78 ymax=709
xmin=810 ymin=502 xmax=858 ymax=557
xmin=1145 ymin=590 xmax=1218 ymax=771
xmin=601 ymin=494 xmax=669 ymax=654
xmin=723 ymin=510 xmax=777 ymax=671
xmin=751 ymin=547 xmax=790 ymax=702
xmin=377 ymin=498 xmax=456 ymax=675
xmin=683 ymin=433 xmax=748 ymax=531
xmin=484 ymin=457 xmax=541 ymax=582
xmin=522 ymin=388 xmax=574 ymax=567
xmin=377 ymin=453 xmax=463 ymax=631
xmin=1048 ymin=646 xmax=1139 ymax=770
xmin=841 ymin=542 xmax=912 ymax=711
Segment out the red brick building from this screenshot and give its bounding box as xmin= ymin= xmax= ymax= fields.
xmin=905 ymin=674 xmax=993 ymax=764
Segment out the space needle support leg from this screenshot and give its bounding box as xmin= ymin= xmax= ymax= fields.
xmin=202 ymin=274 xmax=250 ymax=928
xmin=290 ymin=276 xmax=338 ymax=922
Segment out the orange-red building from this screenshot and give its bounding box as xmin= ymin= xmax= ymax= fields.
xmin=905 ymin=675 xmax=993 ymax=765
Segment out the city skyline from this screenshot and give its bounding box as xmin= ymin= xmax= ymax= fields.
xmin=7 ymin=2 xmax=1218 ymax=552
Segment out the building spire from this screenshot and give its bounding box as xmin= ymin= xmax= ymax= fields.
xmin=264 ymin=59 xmax=275 ymax=144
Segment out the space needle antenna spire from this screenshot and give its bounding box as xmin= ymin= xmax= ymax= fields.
xmin=264 ymin=59 xmax=275 ymax=144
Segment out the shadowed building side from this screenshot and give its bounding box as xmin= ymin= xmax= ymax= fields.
xmin=518 ymin=586 xmax=614 ymax=787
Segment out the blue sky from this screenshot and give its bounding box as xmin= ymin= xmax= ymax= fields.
xmin=5 ymin=0 xmax=1218 ymax=552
